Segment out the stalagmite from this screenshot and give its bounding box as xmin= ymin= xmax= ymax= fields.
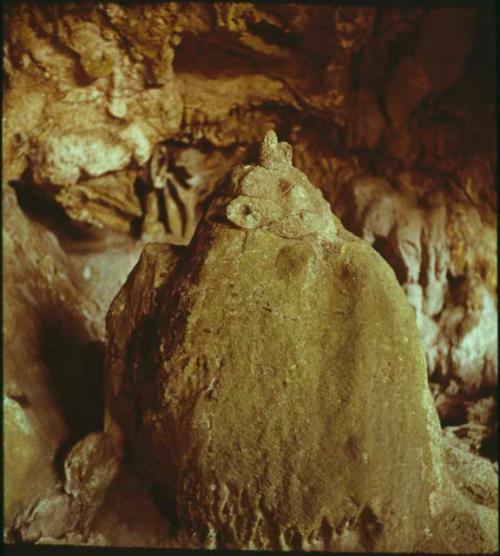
xmin=105 ymin=132 xmax=498 ymax=552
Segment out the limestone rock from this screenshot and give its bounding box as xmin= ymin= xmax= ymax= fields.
xmin=334 ymin=175 xmax=497 ymax=395
xmin=382 ymin=124 xmax=419 ymax=165
xmin=384 ymin=9 xmax=477 ymax=128
xmin=18 ymin=490 xmax=80 ymax=543
xmin=2 ymin=185 xmax=98 ymax=531
xmin=2 ymin=183 xmax=147 ymax=539
xmin=346 ymin=89 xmax=386 ymax=151
xmin=415 ymin=9 xmax=477 ymax=94
xmin=2 ymin=2 xmax=496 ymax=550
xmin=105 ymin=132 xmax=497 ymax=552
xmin=54 ymin=170 xmax=142 ymax=234
xmin=3 ymin=395 xmax=60 ymax=534
xmin=3 ymin=2 xmax=182 ymax=236
xmin=222 ymin=131 xmax=336 ymax=242
xmin=442 ymin=432 xmax=498 ymax=510
xmin=16 ymin=431 xmax=126 ymax=542
xmin=81 ymin=468 xmax=178 ymax=548
xmin=436 ymin=283 xmax=497 ymax=392
xmin=64 ymin=432 xmax=122 ymax=509
xmin=385 ymin=55 xmax=432 ymax=126
xmin=2 ymin=3 xmax=375 ymax=240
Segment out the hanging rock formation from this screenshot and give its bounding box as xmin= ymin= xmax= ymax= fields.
xmin=105 ymin=132 xmax=498 ymax=552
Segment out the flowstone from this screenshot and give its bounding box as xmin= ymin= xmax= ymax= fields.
xmin=105 ymin=132 xmax=498 ymax=552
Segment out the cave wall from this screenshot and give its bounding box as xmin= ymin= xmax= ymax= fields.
xmin=2 ymin=1 xmax=497 ymax=545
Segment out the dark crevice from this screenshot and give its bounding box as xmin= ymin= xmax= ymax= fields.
xmin=174 ymin=33 xmax=259 ymax=78
xmin=8 ymin=174 xmax=133 ymax=255
xmin=246 ymin=20 xmax=298 ymax=51
xmin=480 ymin=426 xmax=498 ymax=461
xmin=156 ymin=188 xmax=168 ymax=232
xmin=216 ymin=530 xmax=224 ymax=548
xmin=38 ymin=312 xmax=105 ymax=444
xmin=53 ymin=436 xmax=78 ymax=482
xmin=149 ymin=482 xmax=179 ymax=535
xmin=439 ymin=405 xmax=468 ymax=428
xmin=320 ymin=516 xmax=333 ymax=549
xmin=9 ymin=175 xmax=96 ymax=242
xmin=169 ymin=165 xmax=192 ymax=187
xmin=350 ymin=50 xmax=363 ymax=90
xmin=284 ymin=526 xmax=303 ymax=551
xmin=166 ymin=180 xmax=187 ymax=237
xmin=133 ymin=177 xmax=150 ymax=214
xmin=359 ymin=506 xmax=384 ymax=550
xmin=372 ymin=235 xmax=408 ymax=284
xmin=131 ymin=177 xmax=149 ymax=239
xmin=7 ymin=393 xmax=31 ymax=408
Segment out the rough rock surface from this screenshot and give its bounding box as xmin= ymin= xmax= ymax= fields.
xmin=8 ymin=431 xmax=123 ymax=545
xmin=334 ymin=175 xmax=497 ymax=392
xmin=2 ymin=184 xmax=145 ymax=540
xmin=3 ymin=1 xmax=497 ymax=550
xmin=3 ymin=184 xmax=99 ymax=531
xmin=105 ymin=133 xmax=498 ymax=552
xmin=4 ymin=3 xmax=494 ymax=399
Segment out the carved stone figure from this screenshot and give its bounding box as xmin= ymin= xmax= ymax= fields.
xmin=105 ymin=132 xmax=497 ymax=552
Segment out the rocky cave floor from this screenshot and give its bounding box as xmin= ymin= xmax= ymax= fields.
xmin=3 ymin=1 xmax=498 ymax=549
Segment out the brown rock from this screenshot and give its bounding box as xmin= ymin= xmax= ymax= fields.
xmin=3 ymin=185 xmax=98 ymax=529
xmin=335 ymin=175 xmax=497 ymax=395
xmin=346 ymin=89 xmax=386 ymax=150
xmin=382 ymin=124 xmax=419 ymax=165
xmin=105 ymin=132 xmax=497 ymax=552
xmin=18 ymin=491 xmax=80 ymax=542
xmin=385 ymin=55 xmax=432 ymax=126
xmin=54 ymin=170 xmax=142 ymax=234
xmin=415 ymin=9 xmax=477 ymax=94
xmin=2 ymin=2 xmax=496 ymax=550
xmin=3 ymin=396 xmax=61 ymax=532
xmin=443 ymin=433 xmax=498 ymax=509
xmin=64 ymin=432 xmax=122 ymax=509
xmin=2 ymin=183 xmax=145 ymax=540
xmin=2 ymin=3 xmax=377 ymax=237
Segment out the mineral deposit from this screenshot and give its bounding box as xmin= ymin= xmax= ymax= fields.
xmin=105 ymin=133 xmax=498 ymax=552
xmin=3 ymin=2 xmax=497 ymax=549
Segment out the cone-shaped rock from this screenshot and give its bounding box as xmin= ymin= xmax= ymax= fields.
xmin=105 ymin=132 xmax=497 ymax=552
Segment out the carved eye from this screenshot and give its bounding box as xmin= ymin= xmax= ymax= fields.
xmin=226 ymin=197 xmax=261 ymax=229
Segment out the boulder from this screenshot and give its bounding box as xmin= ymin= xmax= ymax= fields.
xmin=105 ymin=132 xmax=498 ymax=552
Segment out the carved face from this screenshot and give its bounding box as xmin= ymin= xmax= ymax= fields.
xmin=225 ymin=161 xmax=336 ymax=241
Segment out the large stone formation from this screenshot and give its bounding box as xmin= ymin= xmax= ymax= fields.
xmin=105 ymin=132 xmax=497 ymax=552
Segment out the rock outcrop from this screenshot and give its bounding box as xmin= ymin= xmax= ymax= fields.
xmin=334 ymin=174 xmax=497 ymax=393
xmin=3 ymin=185 xmax=98 ymax=531
xmin=3 ymin=2 xmax=496 ymax=550
xmin=2 ymin=185 xmax=143 ymax=541
xmin=105 ymin=132 xmax=498 ymax=552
